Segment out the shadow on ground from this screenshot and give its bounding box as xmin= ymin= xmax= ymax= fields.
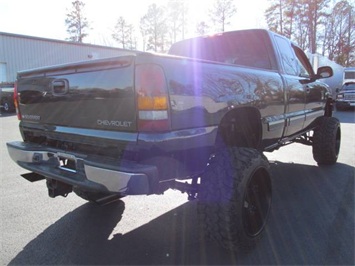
xmin=0 ymin=112 xmax=16 ymax=117
xmin=334 ymin=109 xmax=355 ymax=124
xmin=10 ymin=161 xmax=354 ymax=265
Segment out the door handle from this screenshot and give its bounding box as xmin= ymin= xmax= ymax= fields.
xmin=51 ymin=79 xmax=69 ymax=96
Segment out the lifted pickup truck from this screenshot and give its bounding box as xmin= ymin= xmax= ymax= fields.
xmin=7 ymin=29 xmax=340 ymax=250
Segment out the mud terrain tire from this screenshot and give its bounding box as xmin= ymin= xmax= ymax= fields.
xmin=198 ymin=147 xmax=272 ymax=251
xmin=312 ymin=117 xmax=341 ymax=165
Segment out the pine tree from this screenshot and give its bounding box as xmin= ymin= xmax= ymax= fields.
xmin=167 ymin=1 xmax=188 ymax=44
xmin=196 ymin=21 xmax=210 ymax=36
xmin=65 ymin=0 xmax=90 ymax=43
xmin=112 ymin=16 xmax=134 ymax=49
xmin=209 ymin=0 xmax=237 ymax=32
xmin=140 ymin=4 xmax=168 ymax=52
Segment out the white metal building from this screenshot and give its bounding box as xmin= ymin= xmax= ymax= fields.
xmin=343 ymin=67 xmax=355 ymax=84
xmin=0 ymin=32 xmax=135 ymax=83
xmin=308 ymin=53 xmax=344 ymax=97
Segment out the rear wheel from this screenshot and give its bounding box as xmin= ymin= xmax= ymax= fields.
xmin=1 ymin=99 xmax=14 ymax=113
xmin=198 ymin=147 xmax=272 ymax=251
xmin=312 ymin=117 xmax=341 ymax=165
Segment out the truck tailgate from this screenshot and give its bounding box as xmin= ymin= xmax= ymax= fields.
xmin=17 ymin=56 xmax=137 ymax=132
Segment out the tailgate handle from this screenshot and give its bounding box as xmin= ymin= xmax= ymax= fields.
xmin=52 ymin=79 xmax=69 ymax=96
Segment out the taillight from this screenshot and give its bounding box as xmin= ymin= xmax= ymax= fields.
xmin=135 ymin=64 xmax=170 ymax=131
xmin=13 ymin=81 xmax=21 ymax=120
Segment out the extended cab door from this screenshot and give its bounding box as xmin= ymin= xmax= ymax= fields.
xmin=292 ymin=45 xmax=327 ymax=129
xmin=274 ymin=35 xmax=316 ymax=137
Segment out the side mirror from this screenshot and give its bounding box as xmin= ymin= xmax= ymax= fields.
xmin=315 ymin=66 xmax=333 ymax=79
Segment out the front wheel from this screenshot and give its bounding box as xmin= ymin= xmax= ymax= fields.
xmin=198 ymin=147 xmax=272 ymax=251
xmin=312 ymin=117 xmax=341 ymax=165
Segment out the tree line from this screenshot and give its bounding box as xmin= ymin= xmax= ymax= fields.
xmin=65 ymin=0 xmax=354 ymax=67
xmin=266 ymin=0 xmax=354 ymax=67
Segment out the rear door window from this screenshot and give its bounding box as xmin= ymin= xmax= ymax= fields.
xmin=274 ymin=36 xmax=298 ymax=75
xmin=169 ymin=31 xmax=273 ymax=70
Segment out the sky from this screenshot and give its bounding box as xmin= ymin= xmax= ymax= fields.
xmin=0 ymin=0 xmax=268 ymax=49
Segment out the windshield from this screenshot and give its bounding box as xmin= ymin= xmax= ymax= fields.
xmin=341 ymin=83 xmax=355 ymax=90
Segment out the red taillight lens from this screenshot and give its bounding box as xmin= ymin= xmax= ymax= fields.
xmin=13 ymin=81 xmax=21 ymax=120
xmin=135 ymin=64 xmax=170 ymax=132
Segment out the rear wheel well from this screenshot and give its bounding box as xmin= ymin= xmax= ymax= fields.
xmin=217 ymin=107 xmax=262 ymax=149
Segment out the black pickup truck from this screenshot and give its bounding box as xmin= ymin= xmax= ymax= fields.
xmin=7 ymin=29 xmax=340 ymax=250
xmin=0 ymin=84 xmax=15 ymax=113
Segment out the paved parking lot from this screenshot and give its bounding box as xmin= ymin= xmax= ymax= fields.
xmin=1 ymin=111 xmax=354 ymax=265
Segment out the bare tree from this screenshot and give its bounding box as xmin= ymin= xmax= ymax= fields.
xmin=293 ymin=2 xmax=311 ymax=50
xmin=283 ymin=0 xmax=300 ymax=39
xmin=140 ymin=22 xmax=149 ymax=52
xmin=209 ymin=0 xmax=237 ymax=32
xmin=265 ymin=0 xmax=284 ymax=35
xmin=65 ymin=0 xmax=90 ymax=43
xmin=167 ymin=1 xmax=188 ymax=44
xmin=127 ymin=24 xmax=137 ymax=50
xmin=265 ymin=0 xmax=329 ymax=52
xmin=265 ymin=0 xmax=327 ymax=51
xmin=264 ymin=0 xmax=355 ymax=66
xmin=302 ymin=0 xmax=330 ymax=53
xmin=323 ymin=1 xmax=355 ymax=66
xmin=112 ymin=16 xmax=135 ymax=49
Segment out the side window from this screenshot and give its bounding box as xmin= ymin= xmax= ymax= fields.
xmin=274 ymin=36 xmax=298 ymax=75
xmin=222 ymin=32 xmax=272 ymax=70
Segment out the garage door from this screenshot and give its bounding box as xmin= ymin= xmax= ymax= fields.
xmin=0 ymin=63 xmax=7 ymax=83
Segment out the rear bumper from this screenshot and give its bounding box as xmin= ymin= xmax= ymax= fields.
xmin=6 ymin=141 xmax=156 ymax=195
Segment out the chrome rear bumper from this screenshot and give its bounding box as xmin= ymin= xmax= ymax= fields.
xmin=6 ymin=141 xmax=154 ymax=195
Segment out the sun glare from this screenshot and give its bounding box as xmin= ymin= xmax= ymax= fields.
xmin=88 ymin=0 xmax=267 ymax=47
xmin=0 ymin=0 xmax=268 ymax=48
